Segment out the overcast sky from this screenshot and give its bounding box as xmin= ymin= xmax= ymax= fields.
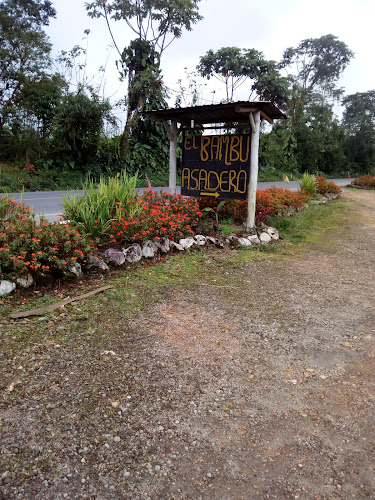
xmin=46 ymin=0 xmax=375 ymax=119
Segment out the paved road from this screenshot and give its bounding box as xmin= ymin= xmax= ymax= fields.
xmin=1 ymin=179 xmax=352 ymax=222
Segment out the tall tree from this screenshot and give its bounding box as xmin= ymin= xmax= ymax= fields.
xmin=197 ymin=46 xmax=288 ymax=105
xmin=342 ymin=90 xmax=375 ymax=171
xmin=277 ymin=34 xmax=354 ymax=173
xmin=280 ymin=34 xmax=354 ymax=111
xmin=15 ymin=74 xmax=66 ymax=138
xmin=0 ymin=0 xmax=56 ymax=130
xmin=86 ymin=0 xmax=203 ymax=157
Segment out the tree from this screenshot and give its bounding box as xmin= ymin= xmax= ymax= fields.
xmin=86 ymin=0 xmax=203 ymax=157
xmin=16 ymin=74 xmax=66 ymax=138
xmin=280 ymin=34 xmax=354 ymax=110
xmin=0 ymin=0 xmax=56 ymax=130
xmin=197 ymin=47 xmax=288 ymax=105
xmin=342 ymin=91 xmax=375 ymax=171
xmin=277 ymin=35 xmax=354 ymax=174
xmin=86 ymin=0 xmax=202 ymax=56
xmin=117 ymin=38 xmax=165 ymax=156
xmin=51 ymin=92 xmax=114 ymax=169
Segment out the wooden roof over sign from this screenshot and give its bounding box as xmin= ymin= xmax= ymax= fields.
xmin=147 ymin=101 xmax=287 ymax=127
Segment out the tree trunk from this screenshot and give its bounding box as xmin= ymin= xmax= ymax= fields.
xmin=119 ymin=96 xmax=144 ymax=159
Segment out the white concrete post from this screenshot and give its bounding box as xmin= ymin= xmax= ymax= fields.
xmin=246 ymin=110 xmax=261 ymax=230
xmin=169 ymin=120 xmax=178 ymax=193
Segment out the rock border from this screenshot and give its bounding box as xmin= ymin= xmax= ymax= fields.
xmin=0 ymin=225 xmax=280 ymax=298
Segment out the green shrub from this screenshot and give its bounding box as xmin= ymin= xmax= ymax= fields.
xmin=62 ymin=170 xmax=141 ymax=239
xmin=299 ymin=173 xmax=317 ymax=196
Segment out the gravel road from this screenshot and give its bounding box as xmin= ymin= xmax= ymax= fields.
xmin=0 ymin=189 xmax=374 ymax=499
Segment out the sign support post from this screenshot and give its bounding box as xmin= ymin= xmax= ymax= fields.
xmin=164 ymin=120 xmax=178 ymax=193
xmin=246 ymin=110 xmax=261 ymax=230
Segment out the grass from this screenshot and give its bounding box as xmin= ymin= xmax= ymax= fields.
xmin=267 ymin=197 xmax=351 ymax=247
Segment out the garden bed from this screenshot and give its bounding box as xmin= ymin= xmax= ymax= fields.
xmin=0 ymin=175 xmax=342 ymax=299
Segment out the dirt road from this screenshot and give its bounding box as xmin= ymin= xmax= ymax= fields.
xmin=1 ymin=190 xmax=374 ymax=499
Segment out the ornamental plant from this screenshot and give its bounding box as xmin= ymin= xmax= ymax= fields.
xmin=299 ymin=173 xmax=317 ymax=196
xmin=62 ymin=169 xmax=141 ymax=239
xmin=202 ymin=200 xmax=226 ymax=231
xmin=316 ymin=176 xmax=342 ymax=194
xmin=199 ymin=187 xmax=311 ymax=225
xmin=107 ymin=190 xmax=203 ymax=243
xmin=351 ymin=175 xmax=375 ymax=188
xmin=0 ymin=198 xmax=97 ymax=280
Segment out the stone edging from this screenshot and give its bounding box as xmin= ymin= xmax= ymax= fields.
xmin=0 ymin=225 xmax=280 ymax=297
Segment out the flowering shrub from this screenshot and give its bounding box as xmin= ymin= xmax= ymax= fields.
xmin=0 ymin=198 xmax=97 ymax=280
xmin=316 ymin=176 xmax=342 ymax=195
xmin=199 ymin=187 xmax=311 ymax=224
xmin=256 ymin=188 xmax=311 ymax=222
xmin=351 ymin=175 xmax=375 ymax=188
xmin=108 ymin=190 xmax=203 ymax=243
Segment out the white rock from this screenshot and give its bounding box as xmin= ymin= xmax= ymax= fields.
xmin=69 ymin=263 xmax=82 ymax=278
xmin=86 ymin=256 xmax=109 ymax=272
xmin=194 ymin=235 xmax=207 ymax=246
xmin=259 ymin=232 xmax=272 ymax=244
xmin=179 ymin=237 xmax=196 ymax=249
xmin=266 ymin=227 xmax=279 ymax=240
xmin=155 ymin=237 xmax=171 ymax=253
xmin=123 ymin=244 xmax=142 ymax=263
xmin=238 ymin=237 xmax=252 ymax=247
xmin=104 ymin=248 xmax=125 ymax=266
xmin=247 ymin=235 xmax=260 ymax=245
xmin=15 ymin=274 xmax=34 ymax=288
xmin=170 ymin=241 xmax=184 ymax=251
xmin=142 ymin=240 xmax=158 ymax=258
xmin=0 ymin=280 xmax=16 ymax=296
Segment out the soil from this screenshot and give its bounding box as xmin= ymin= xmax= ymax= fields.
xmin=1 ymin=190 xmax=374 ymax=499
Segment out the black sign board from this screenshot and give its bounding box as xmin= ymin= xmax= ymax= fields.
xmin=181 ymin=134 xmax=250 ymax=200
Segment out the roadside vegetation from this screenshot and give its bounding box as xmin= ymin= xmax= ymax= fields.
xmin=0 ymin=172 xmax=341 ymax=294
xmin=350 ymin=175 xmax=375 ymax=189
xmin=0 ymin=178 xmax=347 ymax=319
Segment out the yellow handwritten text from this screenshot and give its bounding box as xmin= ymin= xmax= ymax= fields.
xmin=181 ymin=168 xmax=247 ymax=194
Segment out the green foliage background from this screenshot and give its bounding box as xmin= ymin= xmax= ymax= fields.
xmin=0 ymin=1 xmax=374 ymax=193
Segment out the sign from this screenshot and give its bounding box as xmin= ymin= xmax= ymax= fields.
xmin=181 ymin=134 xmax=250 ymax=200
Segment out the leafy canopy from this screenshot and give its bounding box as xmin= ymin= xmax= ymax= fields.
xmin=280 ymin=34 xmax=354 ymax=96
xmin=85 ymin=0 xmax=203 ymax=54
xmin=0 ymin=0 xmax=56 ymax=129
xmin=86 ymin=0 xmax=203 ymax=158
xmin=197 ymin=46 xmax=288 ymax=105
xmin=342 ymin=90 xmax=375 ymax=170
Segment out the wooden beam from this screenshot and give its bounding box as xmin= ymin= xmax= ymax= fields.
xmin=260 ymin=110 xmax=273 ymax=125
xmin=235 ymin=105 xmax=258 ymax=114
xmin=236 ymin=105 xmax=273 ymax=125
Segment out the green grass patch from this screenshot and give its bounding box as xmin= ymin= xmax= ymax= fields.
xmin=267 ymin=197 xmax=351 ymax=247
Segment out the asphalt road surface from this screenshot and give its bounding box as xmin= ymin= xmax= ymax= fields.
xmin=1 ymin=179 xmax=352 ymax=222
